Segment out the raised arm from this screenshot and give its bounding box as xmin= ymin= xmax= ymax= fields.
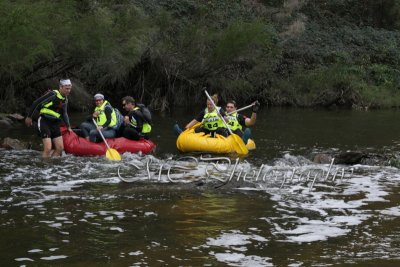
xmin=244 ymin=101 xmax=260 ymax=127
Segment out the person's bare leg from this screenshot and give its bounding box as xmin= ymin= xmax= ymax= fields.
xmin=51 ymin=136 xmax=64 ymax=157
xmin=42 ymin=138 xmax=53 ymax=158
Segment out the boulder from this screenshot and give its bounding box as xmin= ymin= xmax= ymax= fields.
xmin=68 ymin=79 xmax=92 ymax=112
xmin=335 ymin=151 xmax=366 ymax=165
xmin=6 ymin=113 xmax=24 ymax=121
xmin=0 ymin=118 xmax=13 ymax=128
xmin=313 ymin=153 xmax=333 ymax=164
xmin=1 ymin=137 xmax=30 ymax=150
xmin=313 ymin=151 xmax=391 ymax=166
xmin=0 ymin=113 xmax=24 ymax=128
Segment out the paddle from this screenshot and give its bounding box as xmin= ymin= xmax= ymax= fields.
xmin=92 ymin=118 xmax=121 ymax=161
xmin=226 ymin=103 xmax=255 ymax=115
xmin=204 ymin=90 xmax=248 ymax=156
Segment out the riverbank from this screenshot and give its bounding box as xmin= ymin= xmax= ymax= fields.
xmin=0 ymin=113 xmax=24 ymax=127
xmin=1 ymin=1 xmax=399 ymax=113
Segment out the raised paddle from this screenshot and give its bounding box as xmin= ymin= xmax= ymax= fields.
xmin=226 ymin=103 xmax=255 ymax=115
xmin=92 ymin=118 xmax=121 ymax=161
xmin=204 ymin=90 xmax=248 ymax=156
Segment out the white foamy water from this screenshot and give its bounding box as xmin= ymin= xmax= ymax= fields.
xmin=381 ymin=206 xmax=400 ymax=216
xmin=1 ymin=151 xmax=400 ymax=266
xmin=207 ymin=230 xmax=268 ymax=248
xmin=40 ymin=255 xmax=68 ymax=260
xmin=213 ymin=252 xmax=273 ymax=267
xmin=262 ymin=166 xmax=400 ymax=244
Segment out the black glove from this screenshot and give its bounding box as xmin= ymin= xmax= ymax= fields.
xmin=252 ymin=101 xmax=260 ymax=113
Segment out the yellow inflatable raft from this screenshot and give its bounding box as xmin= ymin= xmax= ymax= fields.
xmin=176 ymin=126 xmax=256 ymax=154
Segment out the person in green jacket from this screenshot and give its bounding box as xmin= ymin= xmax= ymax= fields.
xmin=121 ymin=96 xmax=152 ymax=140
xmin=80 ymin=93 xmax=118 ymax=142
xmin=25 ymin=79 xmax=73 ymax=158
xmin=225 ymin=100 xmax=260 ymax=144
xmin=184 ymin=94 xmax=229 ymax=137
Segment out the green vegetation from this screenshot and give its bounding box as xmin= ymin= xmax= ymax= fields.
xmin=0 ymin=0 xmax=399 ymax=112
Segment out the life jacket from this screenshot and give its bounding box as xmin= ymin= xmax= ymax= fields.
xmin=202 ymin=107 xmax=226 ymax=131
xmin=136 ymin=103 xmax=152 ymax=125
xmin=94 ymin=100 xmax=117 ymax=127
xmin=130 ymin=107 xmax=152 ymax=134
xmin=39 ymin=90 xmax=66 ymax=119
xmin=113 ymin=108 xmax=124 ymax=130
xmin=227 ymin=112 xmax=242 ymax=131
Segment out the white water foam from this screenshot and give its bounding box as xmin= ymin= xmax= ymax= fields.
xmin=2 ymin=152 xmax=400 ymax=264
xmin=381 ymin=206 xmax=400 ymax=216
xmin=40 ymin=255 xmax=68 ymax=260
xmin=212 ymin=252 xmax=273 ymax=267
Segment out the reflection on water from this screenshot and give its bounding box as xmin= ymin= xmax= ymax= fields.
xmin=1 ymin=108 xmax=400 ymax=266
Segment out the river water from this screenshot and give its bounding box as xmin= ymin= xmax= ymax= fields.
xmin=1 ymin=108 xmax=400 ymax=266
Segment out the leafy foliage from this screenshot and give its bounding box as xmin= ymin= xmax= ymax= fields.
xmin=0 ymin=0 xmax=400 ymax=112
xmin=0 ymin=1 xmax=54 ymax=74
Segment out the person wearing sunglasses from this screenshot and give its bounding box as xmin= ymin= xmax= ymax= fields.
xmin=225 ymin=100 xmax=260 ymax=144
xmin=121 ymin=96 xmax=152 ymax=140
xmin=79 ymin=93 xmax=118 ymax=142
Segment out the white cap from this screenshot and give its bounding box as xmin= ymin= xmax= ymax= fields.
xmin=60 ymin=79 xmax=72 ymax=86
xmin=94 ymin=93 xmax=104 ymax=100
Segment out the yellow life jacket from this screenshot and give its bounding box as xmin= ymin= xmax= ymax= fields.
xmin=227 ymin=112 xmax=242 ymax=131
xmin=94 ymin=100 xmax=117 ymax=127
xmin=130 ymin=107 xmax=152 ymax=134
xmin=40 ymin=90 xmax=65 ymax=118
xmin=202 ymin=107 xmax=226 ymax=131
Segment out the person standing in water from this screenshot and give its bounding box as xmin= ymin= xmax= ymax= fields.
xmin=25 ymin=79 xmax=73 ymax=158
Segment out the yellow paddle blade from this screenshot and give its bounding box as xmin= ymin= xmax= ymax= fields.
xmin=106 ymin=148 xmax=121 ymax=161
xmin=229 ymin=134 xmax=249 ymax=156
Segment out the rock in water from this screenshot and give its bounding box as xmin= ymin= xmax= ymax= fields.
xmin=1 ymin=137 xmax=29 ymax=150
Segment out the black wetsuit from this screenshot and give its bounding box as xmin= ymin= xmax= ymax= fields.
xmin=123 ymin=109 xmax=147 ymax=140
xmin=27 ymin=90 xmax=70 ymax=139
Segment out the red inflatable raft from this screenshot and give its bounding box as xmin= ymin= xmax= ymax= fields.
xmin=61 ymin=127 xmax=156 ymax=157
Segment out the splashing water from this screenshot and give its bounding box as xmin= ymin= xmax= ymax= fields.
xmin=1 ymin=149 xmax=400 ymax=266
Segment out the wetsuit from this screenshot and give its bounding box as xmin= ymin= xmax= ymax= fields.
xmin=123 ymin=108 xmax=151 ymax=140
xmin=26 ymin=90 xmax=70 ymax=139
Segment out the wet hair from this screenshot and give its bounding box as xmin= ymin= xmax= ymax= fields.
xmin=122 ymin=96 xmax=135 ymax=105
xmin=226 ymin=99 xmax=237 ymax=107
xmin=209 ymin=94 xmax=219 ymax=105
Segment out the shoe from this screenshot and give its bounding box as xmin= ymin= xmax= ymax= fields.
xmin=173 ymin=124 xmax=183 ymax=136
